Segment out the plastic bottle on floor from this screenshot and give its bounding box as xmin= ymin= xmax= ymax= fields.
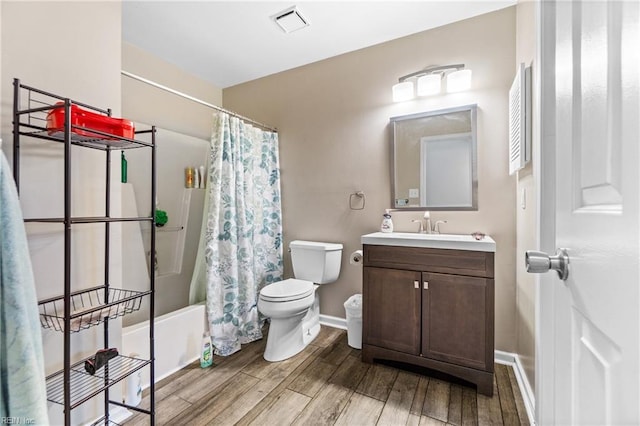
xmin=200 ymin=332 xmax=213 ymax=368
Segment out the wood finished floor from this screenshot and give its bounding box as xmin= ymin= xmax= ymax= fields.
xmin=124 ymin=327 xmax=529 ymax=425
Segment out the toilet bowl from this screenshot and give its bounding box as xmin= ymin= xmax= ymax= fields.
xmin=258 ymin=240 xmax=342 ymax=362
xmin=258 ymin=279 xmax=319 ymax=362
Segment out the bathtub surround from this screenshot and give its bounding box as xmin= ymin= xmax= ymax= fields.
xmin=190 ymin=112 xmax=283 ymax=356
xmin=121 ymin=183 xmax=153 ymax=326
xmin=122 ymin=126 xmax=208 ymax=323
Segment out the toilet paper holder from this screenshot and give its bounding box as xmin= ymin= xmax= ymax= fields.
xmin=349 ymin=250 xmax=363 ymax=265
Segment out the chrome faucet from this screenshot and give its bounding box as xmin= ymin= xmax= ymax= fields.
xmin=423 ymin=212 xmax=432 ymax=234
xmin=433 ymin=220 xmax=448 ymax=234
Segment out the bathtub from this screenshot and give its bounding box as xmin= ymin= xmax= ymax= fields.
xmin=122 ymin=302 xmax=207 ymax=390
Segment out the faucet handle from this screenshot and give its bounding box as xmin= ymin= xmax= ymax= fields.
xmin=433 ymin=220 xmax=448 ymax=234
xmin=411 ymin=219 xmax=425 ymax=233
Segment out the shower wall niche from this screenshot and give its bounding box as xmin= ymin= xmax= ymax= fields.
xmin=123 ymin=126 xmax=208 ymax=324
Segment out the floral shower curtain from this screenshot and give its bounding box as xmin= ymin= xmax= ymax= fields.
xmin=189 ymin=112 xmax=283 ymax=356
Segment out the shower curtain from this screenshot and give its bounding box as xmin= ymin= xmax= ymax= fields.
xmin=190 ymin=112 xmax=283 ymax=356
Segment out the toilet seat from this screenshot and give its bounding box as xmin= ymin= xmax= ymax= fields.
xmin=260 ymin=279 xmax=314 ymax=302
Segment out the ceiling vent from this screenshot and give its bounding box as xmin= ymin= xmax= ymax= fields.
xmin=272 ymin=6 xmax=309 ymax=34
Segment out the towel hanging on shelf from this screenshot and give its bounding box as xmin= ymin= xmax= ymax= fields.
xmin=0 ymin=150 xmax=48 ymax=424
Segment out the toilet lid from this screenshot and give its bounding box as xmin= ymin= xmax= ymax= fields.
xmin=260 ymin=279 xmax=314 ymax=302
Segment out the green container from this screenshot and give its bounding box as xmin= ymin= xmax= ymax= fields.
xmin=121 ymin=151 xmax=128 ymax=183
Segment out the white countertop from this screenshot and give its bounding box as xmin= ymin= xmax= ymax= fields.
xmin=361 ymin=232 xmax=496 ymax=252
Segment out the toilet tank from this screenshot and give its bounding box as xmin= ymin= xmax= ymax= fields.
xmin=290 ymin=240 xmax=343 ymax=284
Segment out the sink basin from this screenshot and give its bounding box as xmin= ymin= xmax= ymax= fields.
xmin=361 ymin=232 xmax=496 ymax=252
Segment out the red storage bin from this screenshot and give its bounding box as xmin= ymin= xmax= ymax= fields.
xmin=46 ymin=102 xmax=135 ymax=140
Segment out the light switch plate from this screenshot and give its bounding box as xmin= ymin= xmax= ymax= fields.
xmin=409 ymin=188 xmax=419 ymax=198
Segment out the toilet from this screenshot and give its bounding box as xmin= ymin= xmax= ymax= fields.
xmin=258 ymin=240 xmax=343 ymax=362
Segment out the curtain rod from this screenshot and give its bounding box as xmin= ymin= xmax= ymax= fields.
xmin=121 ymin=70 xmax=278 ymax=133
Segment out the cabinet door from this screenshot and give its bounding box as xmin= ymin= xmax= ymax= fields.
xmin=363 ymin=267 xmax=421 ymax=355
xmin=422 ymin=272 xmax=493 ymax=371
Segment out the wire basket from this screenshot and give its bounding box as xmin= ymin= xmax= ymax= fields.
xmin=39 ymin=287 xmax=146 ymax=333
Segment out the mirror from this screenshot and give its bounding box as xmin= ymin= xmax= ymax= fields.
xmin=391 ymin=104 xmax=477 ymax=210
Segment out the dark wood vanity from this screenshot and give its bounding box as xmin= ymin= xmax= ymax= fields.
xmin=362 ymin=243 xmax=495 ymax=396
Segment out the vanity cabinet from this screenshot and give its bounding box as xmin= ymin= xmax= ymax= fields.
xmin=362 ymin=244 xmax=495 ymax=396
xmin=363 ymin=267 xmax=421 ymax=354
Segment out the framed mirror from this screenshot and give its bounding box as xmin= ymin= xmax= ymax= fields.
xmin=391 ymin=104 xmax=477 ymax=211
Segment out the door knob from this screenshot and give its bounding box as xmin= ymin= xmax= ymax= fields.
xmin=525 ymin=249 xmax=570 ymax=281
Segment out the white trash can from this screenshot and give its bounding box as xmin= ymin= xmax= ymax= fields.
xmin=344 ymin=294 xmax=363 ymax=349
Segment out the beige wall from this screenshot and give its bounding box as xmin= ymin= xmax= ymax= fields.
xmin=122 ymin=42 xmax=223 ymax=141
xmin=122 ymin=42 xmax=223 ymax=318
xmin=515 ymin=0 xmax=537 ymax=389
xmin=1 ymin=1 xmax=123 ymax=423
xmin=224 ymin=7 xmax=518 ymax=352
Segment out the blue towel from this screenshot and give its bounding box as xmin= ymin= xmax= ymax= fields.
xmin=0 ymin=151 xmax=49 ymax=424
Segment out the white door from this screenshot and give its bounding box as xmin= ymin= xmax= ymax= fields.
xmin=533 ymin=0 xmax=639 ymax=424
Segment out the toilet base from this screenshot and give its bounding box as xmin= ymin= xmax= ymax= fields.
xmin=263 ymin=296 xmax=320 ymax=362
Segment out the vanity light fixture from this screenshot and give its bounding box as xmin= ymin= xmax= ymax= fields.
xmin=446 ymin=69 xmax=473 ymax=93
xmin=392 ymin=64 xmax=472 ymax=102
xmin=392 ymin=81 xmax=415 ymax=102
xmin=417 ymin=74 xmax=441 ymax=96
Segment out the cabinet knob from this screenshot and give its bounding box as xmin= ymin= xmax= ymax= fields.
xmin=414 ymin=280 xmax=419 ymax=289
xmin=423 ymin=281 xmax=429 ymax=290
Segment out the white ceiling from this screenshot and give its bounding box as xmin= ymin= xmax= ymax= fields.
xmin=122 ymin=1 xmax=516 ymax=89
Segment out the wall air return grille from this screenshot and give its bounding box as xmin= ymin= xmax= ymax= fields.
xmin=509 ymin=62 xmax=531 ymax=175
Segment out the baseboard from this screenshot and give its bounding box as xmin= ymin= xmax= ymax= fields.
xmin=319 ymin=314 xmax=347 ymax=330
xmin=495 ymin=350 xmax=536 ymax=425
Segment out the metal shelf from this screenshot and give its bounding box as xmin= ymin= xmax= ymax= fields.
xmin=38 ymin=286 xmax=150 ymax=333
xmin=13 ymin=82 xmax=154 ymax=151
xmin=23 ymin=216 xmax=153 ymax=224
xmin=17 ymin=124 xmax=154 ymax=150
xmin=89 ymin=418 xmax=122 ymax=426
xmin=13 ymin=79 xmax=157 ymax=425
xmin=45 ymin=355 xmax=150 ymax=409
